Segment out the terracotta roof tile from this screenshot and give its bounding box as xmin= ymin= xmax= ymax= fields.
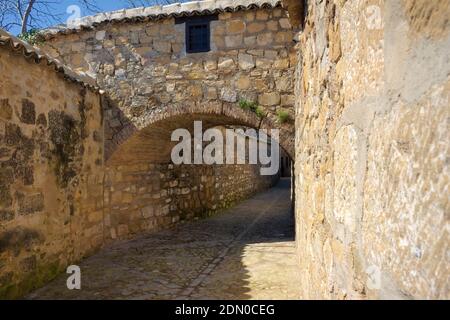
xmin=0 ymin=29 xmax=99 ymax=92
xmin=42 ymin=0 xmax=282 ymax=39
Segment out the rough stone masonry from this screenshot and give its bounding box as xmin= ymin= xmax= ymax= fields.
xmin=39 ymin=0 xmax=297 ymax=160
xmin=0 ymin=0 xmax=449 ymax=300
xmin=0 ymin=29 xmax=280 ymax=298
xmin=0 ymin=30 xmax=105 ymax=298
xmin=291 ymin=0 xmax=449 ymax=299
xmin=0 ymin=0 xmax=286 ymax=298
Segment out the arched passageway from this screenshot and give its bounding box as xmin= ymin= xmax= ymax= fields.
xmin=101 ymin=101 xmax=295 ymax=241
xmin=0 ymin=28 xmax=297 ymax=299
xmin=28 ymin=103 xmax=299 ymax=300
xmin=104 ymin=101 xmax=294 ymax=165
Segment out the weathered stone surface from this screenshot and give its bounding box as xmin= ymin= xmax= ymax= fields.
xmin=21 ymin=99 xmax=36 ymax=124
xmin=225 ymin=34 xmax=243 ymax=47
xmin=363 ymin=85 xmax=450 ymax=300
xmin=275 ymin=77 xmax=291 ymax=92
xmin=256 ymin=10 xmax=270 ymax=21
xmin=95 ymin=30 xmax=106 ymax=41
xmin=293 ymin=0 xmax=450 ymax=300
xmin=0 ymin=99 xmax=12 ymax=120
xmin=0 ymin=0 xmax=445 ymax=302
xmin=259 ymin=92 xmax=280 ymax=106
xmin=238 ymin=53 xmax=255 ymax=70
xmin=281 ymin=0 xmax=306 ymax=28
xmin=236 ymin=75 xmax=251 ymax=90
xmin=16 ymin=193 xmax=45 ymax=215
xmin=333 ymin=125 xmax=359 ymax=234
xmin=267 ymin=20 xmax=279 ymax=31
xmin=204 ymin=59 xmax=217 ymax=71
xmin=102 ymin=159 xmax=279 ymax=248
xmin=257 ymin=33 xmax=273 ymax=46
xmin=279 ymin=18 xmax=291 ymax=29
xmin=0 ymin=41 xmax=104 ymax=299
xmin=217 ymin=57 xmax=235 ymax=70
xmin=220 ymin=87 xmax=237 ymax=102
xmin=205 ymin=86 xmax=218 ymax=99
xmin=280 ymin=94 xmax=295 ymax=106
xmin=0 ymin=210 xmax=14 ymax=222
xmin=273 ymin=58 xmax=289 ymax=69
xmin=227 ymin=20 xmax=246 ymax=34
xmin=153 ymin=40 xmax=171 ymax=53
xmin=244 ymin=35 xmax=256 ymax=46
xmin=255 ymin=57 xmax=272 ymax=69
xmin=39 ymin=6 xmax=296 ymax=162
xmin=27 ymin=180 xmax=297 ymax=300
xmin=247 ymin=22 xmax=266 ymax=33
xmin=36 ymin=114 xmax=47 ymax=127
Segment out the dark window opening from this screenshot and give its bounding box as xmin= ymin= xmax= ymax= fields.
xmin=186 ymin=22 xmax=210 ymax=53
xmin=175 ymin=15 xmax=218 ymax=54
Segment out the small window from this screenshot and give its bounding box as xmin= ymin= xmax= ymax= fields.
xmin=176 ymin=15 xmax=218 ymax=54
xmin=186 ymin=21 xmax=210 ymax=53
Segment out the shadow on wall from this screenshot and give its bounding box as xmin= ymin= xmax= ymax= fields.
xmin=101 ymin=95 xmax=286 ymax=243
xmin=26 ymin=179 xmax=298 ymax=300
xmin=0 ymin=85 xmax=284 ymax=300
xmin=103 ymin=94 xmax=295 ymax=165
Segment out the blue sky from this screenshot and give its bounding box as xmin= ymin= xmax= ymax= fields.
xmin=9 ymin=0 xmax=190 ymax=35
xmin=62 ymin=0 xmax=137 ymax=13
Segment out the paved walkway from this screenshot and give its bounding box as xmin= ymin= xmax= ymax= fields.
xmin=27 ymin=178 xmax=300 ymax=300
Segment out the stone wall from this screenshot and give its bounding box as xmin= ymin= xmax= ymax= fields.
xmin=104 ymin=162 xmax=278 ymax=241
xmin=4 ymin=0 xmax=447 ymax=301
xmin=293 ymin=0 xmax=449 ymax=299
xmin=0 ymin=42 xmax=104 ymax=298
xmin=0 ymin=33 xmax=283 ymax=300
xmin=39 ymin=4 xmax=297 ymax=158
xmin=0 ymin=36 xmax=279 ymax=298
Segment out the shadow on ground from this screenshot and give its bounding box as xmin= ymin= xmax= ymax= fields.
xmin=27 ymin=179 xmax=299 ymax=300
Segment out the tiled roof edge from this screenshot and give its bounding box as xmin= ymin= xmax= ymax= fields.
xmin=42 ymin=0 xmax=282 ymax=39
xmin=0 ymin=29 xmax=100 ymax=92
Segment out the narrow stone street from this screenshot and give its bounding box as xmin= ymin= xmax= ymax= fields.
xmin=27 ymin=179 xmax=300 ymax=300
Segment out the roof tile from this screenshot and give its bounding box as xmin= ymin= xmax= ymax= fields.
xmin=42 ymin=0 xmax=282 ymax=39
xmin=0 ymin=29 xmax=99 ymax=92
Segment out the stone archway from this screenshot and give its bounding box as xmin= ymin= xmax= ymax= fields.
xmin=104 ymin=100 xmax=294 ymax=165
xmin=101 ymin=99 xmax=294 ymax=241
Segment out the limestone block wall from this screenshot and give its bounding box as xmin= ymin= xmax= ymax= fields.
xmin=0 ymin=39 xmax=279 ymax=298
xmin=104 ymin=162 xmax=278 ymax=241
xmin=39 ymin=5 xmax=297 ymax=158
xmin=0 ymin=43 xmax=104 ymax=298
xmin=1 ymin=3 xmax=288 ymax=298
xmin=293 ymin=0 xmax=449 ymax=299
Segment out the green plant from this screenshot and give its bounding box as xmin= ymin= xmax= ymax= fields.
xmin=238 ymin=99 xmax=265 ymax=119
xmin=238 ymin=99 xmax=258 ymax=112
xmin=255 ymin=106 xmax=265 ymax=119
xmin=18 ymin=29 xmax=43 ymax=45
xmin=276 ymin=109 xmax=290 ymax=123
